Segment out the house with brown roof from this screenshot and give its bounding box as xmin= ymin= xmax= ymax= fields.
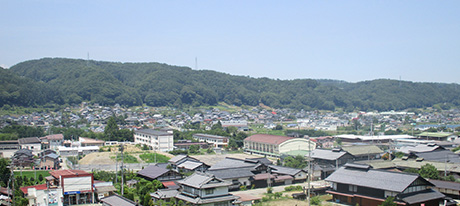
xmin=243 ymin=134 xmax=316 ymax=157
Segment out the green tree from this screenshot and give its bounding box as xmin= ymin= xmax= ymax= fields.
xmin=379 ymin=196 xmax=397 ymax=206
xmin=104 ymin=116 xmax=119 ymax=140
xmin=0 ymin=158 xmax=11 ymax=187
xmin=283 ymin=155 xmax=307 ymax=169
xmin=419 ymin=163 xmax=439 ymax=179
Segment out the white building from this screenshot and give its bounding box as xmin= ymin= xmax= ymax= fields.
xmin=134 ymin=129 xmax=173 ymax=152
xmin=192 ymin=133 xmax=228 ymax=148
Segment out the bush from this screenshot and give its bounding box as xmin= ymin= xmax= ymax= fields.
xmin=267 ymin=187 xmax=273 ymax=194
xmin=284 ymin=185 xmax=303 ymax=191
xmin=310 ymin=196 xmax=321 ymax=205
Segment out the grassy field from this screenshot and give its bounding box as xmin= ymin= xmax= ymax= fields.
xmin=14 ymin=170 xmax=50 ymax=179
xmin=139 ymin=153 xmax=170 ymax=163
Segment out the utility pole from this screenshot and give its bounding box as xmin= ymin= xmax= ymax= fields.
xmin=121 ymin=144 xmax=124 ymax=195
xmin=307 ymin=135 xmax=311 ymax=206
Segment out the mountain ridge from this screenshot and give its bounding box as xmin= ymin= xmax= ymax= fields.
xmin=2 ymin=58 xmax=459 ymax=111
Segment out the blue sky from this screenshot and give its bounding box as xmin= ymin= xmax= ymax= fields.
xmin=1 ymin=1 xmax=459 ymax=83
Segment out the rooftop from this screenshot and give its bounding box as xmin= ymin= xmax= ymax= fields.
xmin=244 ymin=134 xmax=294 ymax=145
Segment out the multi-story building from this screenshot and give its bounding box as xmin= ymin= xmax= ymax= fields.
xmin=192 ymin=133 xmax=228 ymax=148
xmin=134 ymin=129 xmax=173 ymax=152
xmin=47 ymin=170 xmax=95 ymax=205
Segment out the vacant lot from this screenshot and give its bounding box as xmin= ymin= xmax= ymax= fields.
xmin=78 ymin=144 xmax=174 ymax=165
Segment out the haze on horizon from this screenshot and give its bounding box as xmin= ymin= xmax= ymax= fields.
xmin=1 ymin=1 xmax=459 ymax=84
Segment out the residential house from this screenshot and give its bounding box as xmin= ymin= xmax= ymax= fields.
xmin=313 ymin=136 xmax=335 ymax=148
xmin=326 ymin=163 xmax=445 ymax=206
xmin=207 ymin=157 xmax=270 ymax=190
xmin=342 ymin=145 xmax=383 ymax=161
xmin=221 ymin=120 xmax=249 ymax=131
xmin=94 ymin=181 xmax=117 ymax=201
xmin=134 ymin=129 xmax=174 ymax=152
xmin=428 ymin=179 xmax=460 ymax=200
xmin=79 ymin=137 xmax=105 ymax=147
xmin=269 ymin=165 xmax=308 ymax=184
xmin=137 ymin=165 xmax=182 ymax=182
xmin=21 ymin=183 xmax=62 ymax=206
xmin=192 ymin=133 xmax=229 ymax=148
xmin=18 ymin=137 xmax=41 ymax=155
xmin=39 ymin=153 xmax=60 ymax=170
xmin=168 ymin=155 xmax=210 ymax=173
xmin=40 ymin=134 xmax=64 ymax=150
xmin=100 ymin=194 xmax=140 ymax=206
xmin=175 ymin=172 xmax=238 ymax=205
xmin=244 ymin=134 xmax=316 ymax=157
xmin=11 ymin=149 xmax=35 ymax=168
xmin=150 ymin=189 xmax=179 ymax=204
xmin=309 ymin=148 xmax=354 ymax=179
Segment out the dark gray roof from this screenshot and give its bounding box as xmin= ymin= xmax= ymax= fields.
xmin=326 ymin=163 xmax=423 ymax=192
xmin=177 ymin=172 xmax=231 ymax=189
xmin=414 ymin=150 xmax=460 ymax=163
xmin=398 ymin=189 xmax=445 ymax=204
xmin=429 ymin=179 xmax=460 ymax=191
xmin=206 ymin=168 xmax=254 ymax=180
xmin=44 ymin=153 xmax=59 ymax=159
xmin=208 ymin=157 xmax=256 ymax=170
xmin=175 ymin=193 xmax=238 ymax=204
xmin=137 ymin=165 xmax=169 ymax=180
xmin=135 ymin=129 xmax=170 ymax=136
xmin=245 ymin=157 xmax=273 ymax=165
xmin=18 ymin=137 xmax=41 ymax=144
xmin=310 ymin=149 xmax=348 ymax=161
xmin=100 ymin=194 xmax=140 ymax=206
xmin=269 ymin=165 xmax=302 ymax=176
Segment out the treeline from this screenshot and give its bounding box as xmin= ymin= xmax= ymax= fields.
xmin=3 ymin=58 xmax=460 ymax=111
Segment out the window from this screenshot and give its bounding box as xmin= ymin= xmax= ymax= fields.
xmin=205 ymin=188 xmax=214 ymax=195
xmin=349 ymin=185 xmax=357 ymax=192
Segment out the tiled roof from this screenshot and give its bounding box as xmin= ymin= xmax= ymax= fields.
xmin=398 ymin=189 xmax=445 ymax=204
xmin=429 ymin=179 xmax=460 ymax=191
xmin=18 ymin=137 xmax=41 ymax=144
xmin=206 ymin=168 xmax=254 ymax=179
xmin=244 ymin=134 xmax=294 ymax=145
xmin=137 ymin=165 xmax=169 ymax=180
xmin=177 ymin=172 xmax=231 ymax=189
xmin=20 ymin=183 xmax=47 ymax=194
xmin=310 ymin=149 xmax=348 ymax=161
xmin=49 ymin=170 xmax=89 ymax=178
xmin=168 ymin=155 xmax=187 ymax=164
xmin=342 ymin=145 xmax=383 ymax=156
xmin=269 ymin=165 xmax=302 ymax=176
xmin=208 ymin=157 xmax=255 ymax=170
xmin=40 ymin=134 xmax=64 ymax=140
xmin=101 ymin=194 xmax=140 ymax=206
xmin=326 ymin=163 xmax=427 ymax=193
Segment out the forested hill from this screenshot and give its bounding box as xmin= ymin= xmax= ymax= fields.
xmin=2 ymin=58 xmax=460 ymax=111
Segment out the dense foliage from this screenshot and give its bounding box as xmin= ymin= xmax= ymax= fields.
xmin=4 ymin=58 xmax=460 ymax=111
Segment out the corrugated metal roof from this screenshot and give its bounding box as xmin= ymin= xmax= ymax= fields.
xmin=244 ymin=134 xmax=294 ymax=145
